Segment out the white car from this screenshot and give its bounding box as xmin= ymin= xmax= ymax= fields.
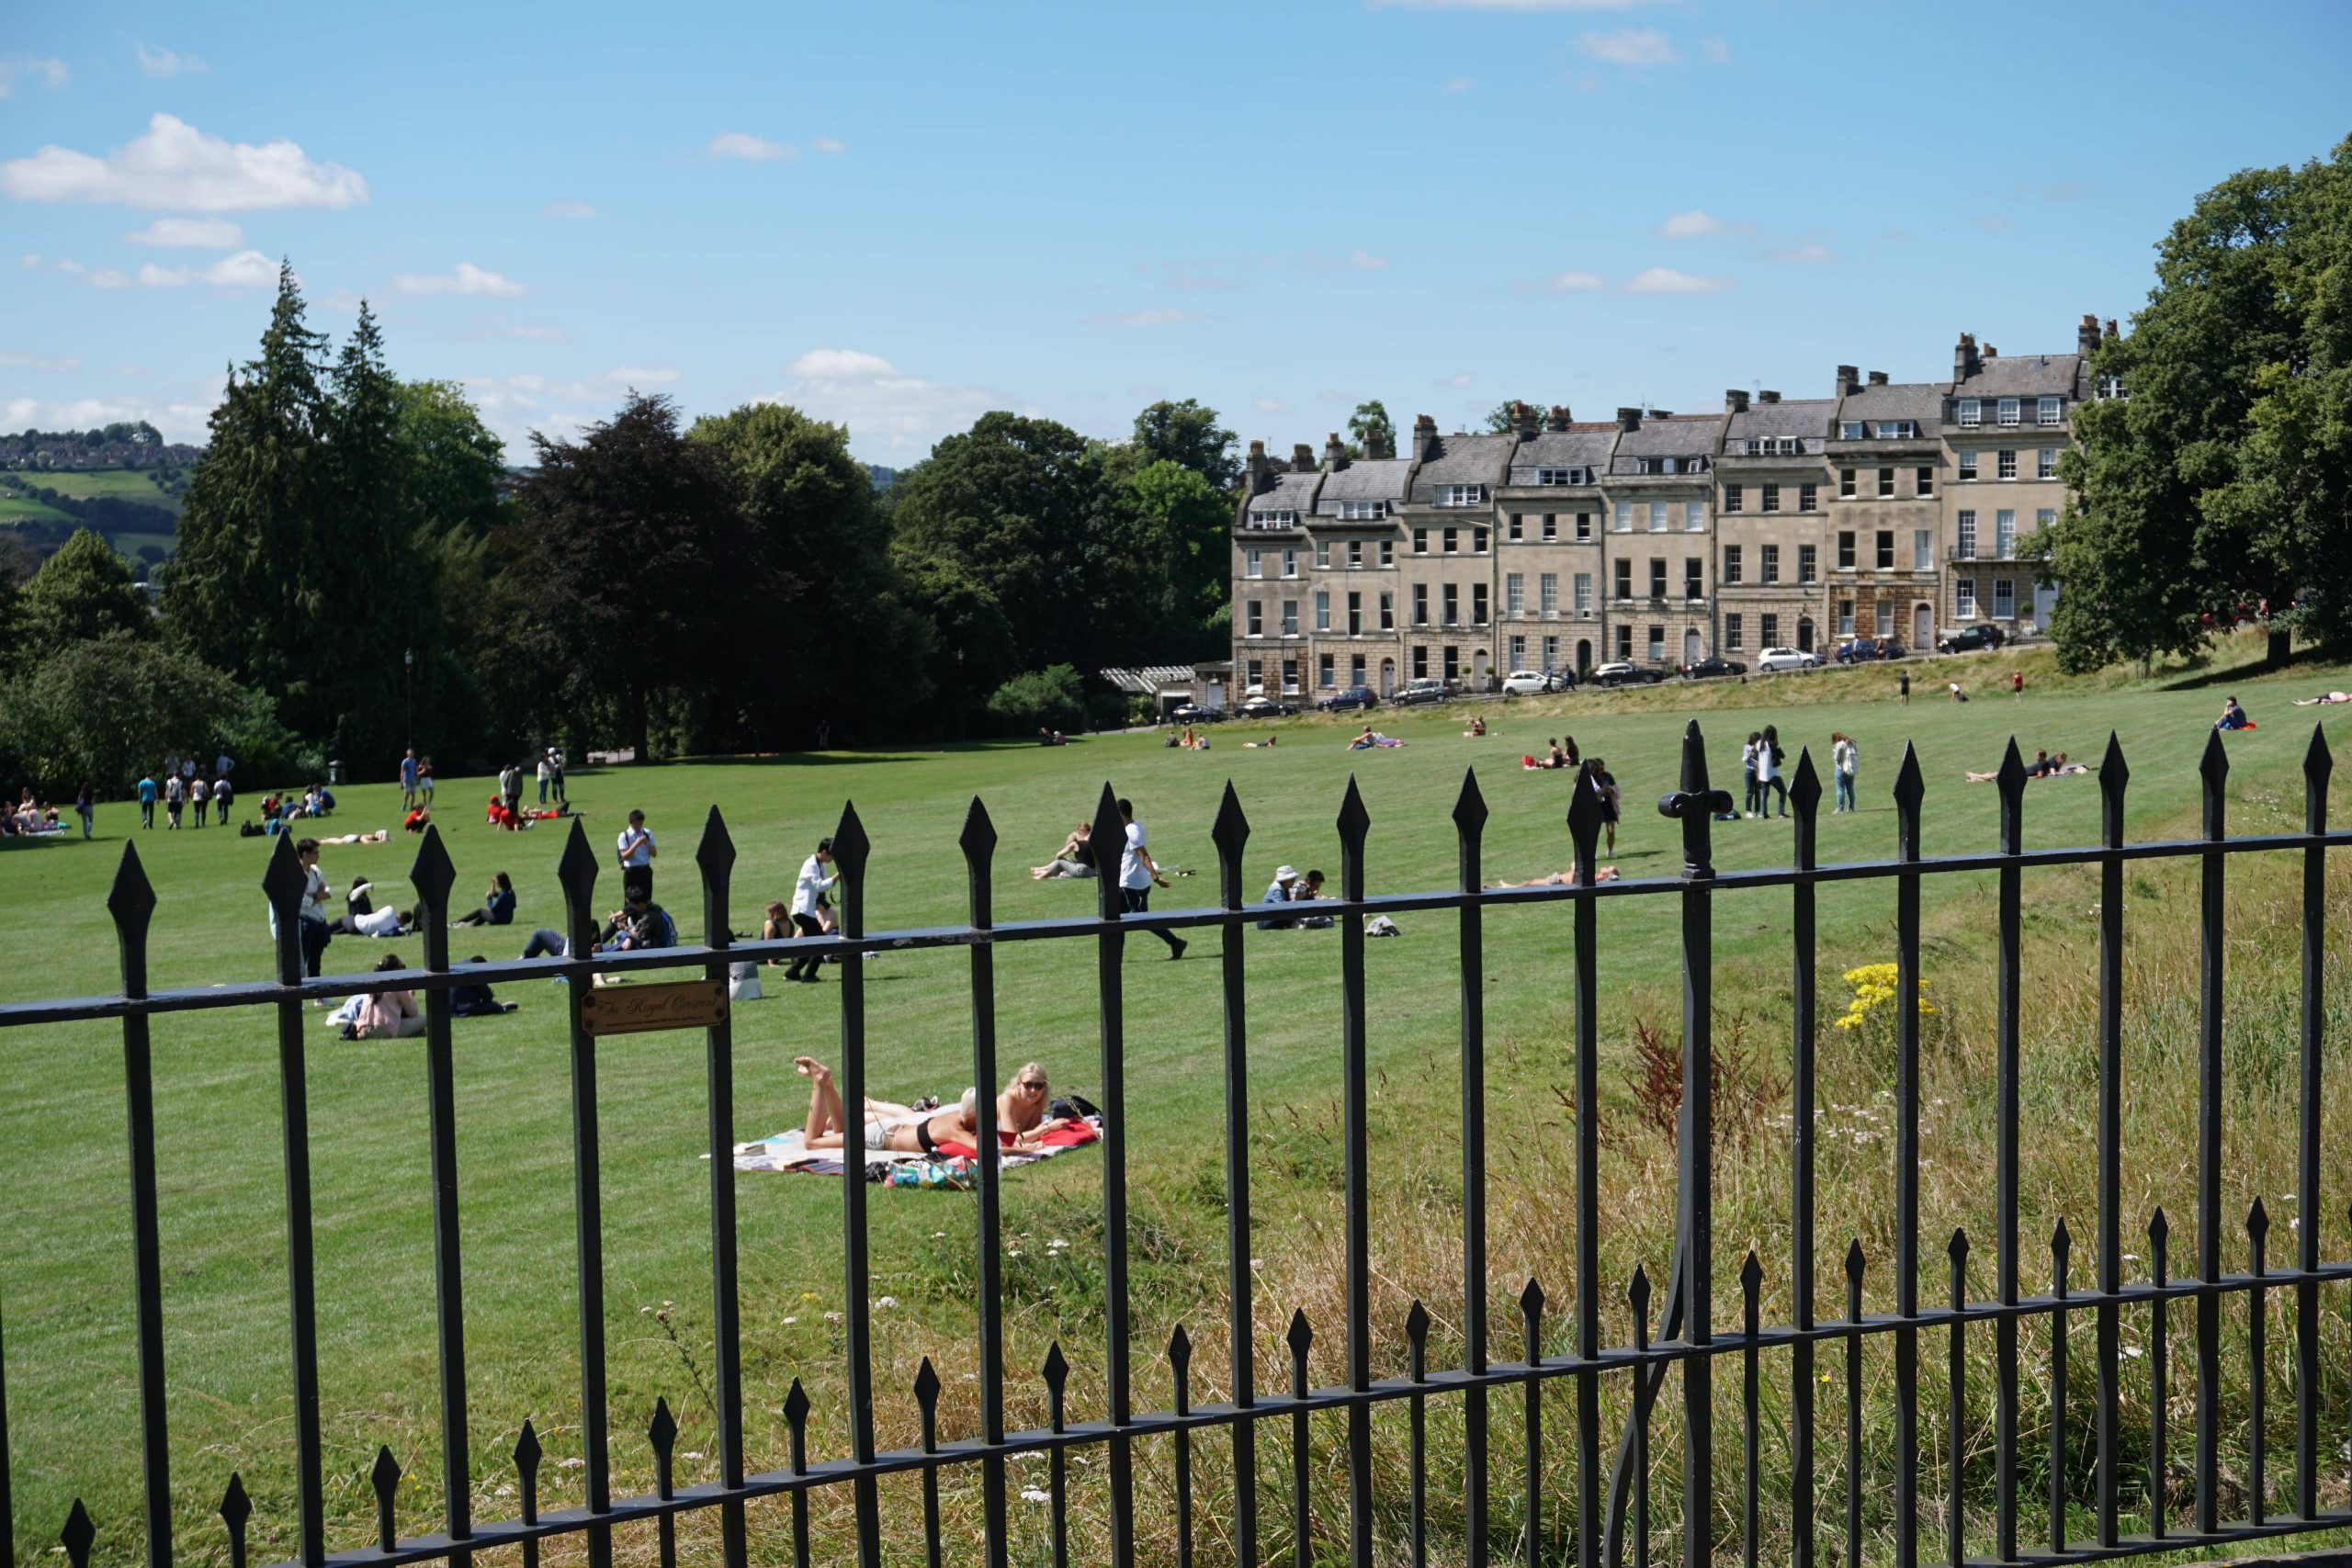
xmin=1756 ymin=647 xmax=1820 ymax=672
xmin=1500 ymin=669 xmax=1554 ymax=695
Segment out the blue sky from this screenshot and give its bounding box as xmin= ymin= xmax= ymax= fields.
xmin=3 ymin=1 xmax=2347 ymax=463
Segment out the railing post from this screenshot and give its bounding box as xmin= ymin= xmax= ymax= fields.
xmin=553 ymin=819 xmax=612 ymax=1568
xmin=957 ymin=796 xmax=1010 ymax=1568
xmin=1891 ymin=745 xmax=1926 ymax=1568
xmin=828 ymin=802 xmax=881 ymax=1568
xmin=107 ymin=847 xmax=172 ymax=1568
xmin=261 ymin=833 xmax=326 ymax=1566
xmin=1088 ymin=781 xmax=1135 ymax=1563
xmin=1337 ymin=776 xmax=1374 ymax=1568
xmin=2295 ymin=727 xmax=2330 ymax=1521
xmin=693 ymin=808 xmax=748 ymax=1568
xmin=2194 ymin=730 xmax=2228 ymax=1537
xmin=1453 ymin=769 xmax=1495 ymax=1568
xmin=1674 ymin=722 xmax=1715 ymax=1568
xmin=1209 ymin=783 xmax=1259 ymax=1568
xmin=1568 ymin=769 xmax=1605 ymax=1568
xmin=409 ymin=827 xmax=471 ymax=1566
xmin=1996 ymin=740 xmax=2028 ymax=1563
xmin=1789 ymin=752 xmax=1822 ymax=1568
xmin=2096 ymin=734 xmax=2130 ymax=1546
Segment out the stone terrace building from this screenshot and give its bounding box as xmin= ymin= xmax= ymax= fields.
xmin=1230 ymin=313 xmax=2105 ymax=696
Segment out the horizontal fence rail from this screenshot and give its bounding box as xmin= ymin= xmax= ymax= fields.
xmin=1 ymin=722 xmax=2348 ymax=1568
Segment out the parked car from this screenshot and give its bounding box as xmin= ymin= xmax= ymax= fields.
xmin=1236 ymin=696 xmax=1298 ymax=719
xmin=1682 ymin=657 xmax=1747 ymax=680
xmin=1590 ymin=661 xmax=1668 ymax=688
xmin=1393 ymin=677 xmax=1453 ymax=705
xmin=1316 ymin=685 xmax=1378 ymax=713
xmin=1756 ymin=647 xmax=1820 ymax=673
xmin=1936 ymin=625 xmax=2007 ymax=655
xmin=1836 ymin=637 xmax=1883 ymax=663
xmin=1500 ymin=669 xmax=1566 ymax=695
xmin=1168 ymin=703 xmax=1225 ymax=724
xmin=1877 ymin=641 xmax=1910 ymax=660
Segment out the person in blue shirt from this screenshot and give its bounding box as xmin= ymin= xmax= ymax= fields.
xmin=1258 ymin=865 xmax=1301 ymax=929
xmin=136 ymin=773 xmax=157 ymax=829
xmin=451 ymin=872 xmax=517 ymax=928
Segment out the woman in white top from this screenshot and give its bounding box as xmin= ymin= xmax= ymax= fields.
xmin=1831 ymin=732 xmax=1858 ymax=813
xmin=1756 ymin=725 xmax=1787 ymax=818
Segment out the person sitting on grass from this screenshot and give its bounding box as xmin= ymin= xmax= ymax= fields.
xmin=1259 ymin=864 xmax=1302 ymax=929
xmin=2214 ymin=696 xmax=2255 ymax=731
xmin=450 ymin=956 xmax=518 ymax=1017
xmin=1346 ymin=725 xmax=1405 ymax=750
xmin=792 ymin=1056 xmax=1076 ymax=1155
xmin=345 ymin=955 xmax=424 ymax=1040
xmin=450 ymin=872 xmax=515 ymax=927
xmin=1031 ymin=821 xmax=1096 ymax=880
xmin=1464 ymin=715 xmax=1487 ymax=739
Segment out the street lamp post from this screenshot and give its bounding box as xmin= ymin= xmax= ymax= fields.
xmin=404 ymin=647 xmax=414 ymax=754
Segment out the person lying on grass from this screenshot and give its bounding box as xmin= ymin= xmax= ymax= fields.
xmin=1964 ymin=750 xmax=2086 ymax=783
xmin=793 ymin=1056 xmax=1077 ymax=1156
xmin=2292 ymin=691 xmax=2352 ymax=705
xmin=1487 ymin=863 xmax=1620 ymax=886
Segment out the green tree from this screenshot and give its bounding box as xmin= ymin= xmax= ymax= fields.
xmin=1483 ymin=400 xmax=1543 ymax=434
xmin=892 ymin=550 xmax=1012 ymax=739
xmin=17 ymin=527 xmax=153 ymax=654
xmin=984 ymin=664 xmax=1086 ymax=736
xmin=0 ymin=631 xmax=295 ymax=795
xmin=1109 ymin=457 xmax=1230 ymax=659
xmin=1347 ymin=400 xmax=1395 ymax=452
xmin=499 ymin=392 xmax=771 ymax=761
xmin=1129 ymin=399 xmax=1239 ymax=492
xmin=2044 ymin=137 xmax=2352 ymax=671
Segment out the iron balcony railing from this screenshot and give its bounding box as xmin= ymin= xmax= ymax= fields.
xmin=0 ymin=723 xmax=2347 ymax=1568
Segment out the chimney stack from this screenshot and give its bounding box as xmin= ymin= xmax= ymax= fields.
xmin=1615 ymin=406 xmax=1642 ymax=433
xmin=1545 ymin=403 xmax=1573 ymax=432
xmin=1983 ymin=344 xmax=1997 ymax=359
xmin=2103 ymin=318 xmax=2118 ymax=340
xmin=1867 ymin=370 xmax=1889 ymax=387
xmin=1758 ymin=389 xmax=1781 ymax=404
xmin=1323 ymin=433 xmax=1346 ymax=468
xmin=1245 ymin=439 xmax=1275 ymax=495
xmin=1512 ymin=400 xmax=1541 ymax=440
xmin=2077 ymin=313 xmax=2100 ymax=359
xmin=1953 ymin=333 xmax=1980 ymax=381
xmin=1836 ymin=364 xmax=1861 ymax=398
xmin=1724 ymin=389 xmax=1750 ymax=413
xmin=1413 ymin=413 xmax=1440 ymax=460
xmin=1363 ymin=425 xmax=1390 ymax=460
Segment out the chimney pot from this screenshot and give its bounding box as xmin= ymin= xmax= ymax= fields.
xmin=1836 ymin=364 xmax=1860 ymax=397
xmin=2104 ymin=318 xmax=2118 ymax=339
xmin=1953 ymin=333 xmax=1981 ymax=381
xmin=1545 ymin=403 xmax=1573 ymax=432
xmin=1867 ymin=370 xmax=1889 ymax=387
xmin=1364 ymin=427 xmax=1390 ymax=460
xmin=1413 ymin=413 xmax=1441 ymax=459
xmin=1323 ymin=433 xmax=1346 ymax=468
xmin=2077 ymin=313 xmax=2101 ymax=358
xmin=1758 ymin=389 xmax=1781 ymax=404
xmin=1724 ymin=389 xmax=1749 ymax=413
xmin=1615 ymin=406 xmax=1641 ymax=433
xmin=1291 ymin=443 xmax=1316 ymax=470
xmin=1983 ymin=344 xmax=1997 ymax=359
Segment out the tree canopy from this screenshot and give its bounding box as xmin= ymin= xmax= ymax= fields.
xmin=17 ymin=527 xmax=153 ymax=656
xmin=2044 ymin=136 xmax=2352 ymax=670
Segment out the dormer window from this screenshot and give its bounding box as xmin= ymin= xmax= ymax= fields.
xmin=1958 ymin=399 xmax=1982 ymax=428
xmin=1335 ymin=500 xmax=1391 ymax=521
xmin=1839 ymin=421 xmax=1864 ymax=439
xmin=1741 ymin=436 xmax=1801 ymax=457
xmin=1246 ymin=508 xmax=1298 ymax=528
xmin=1997 ymin=398 xmax=2020 ymax=426
xmin=2037 ymin=396 xmax=2062 ymax=426
xmin=1535 ymin=466 xmax=1589 ymax=486
xmin=2098 ymin=374 xmax=2126 ymax=400
xmin=1434 ymin=483 xmax=1486 ymax=507
xmin=1873 ymin=420 xmax=1917 ymax=439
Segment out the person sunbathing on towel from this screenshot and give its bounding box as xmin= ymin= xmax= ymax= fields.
xmin=2293 ymin=692 xmax=2352 ymax=706
xmin=1487 ymin=863 xmax=1620 ymax=886
xmin=794 ymin=1056 xmax=1075 ymax=1154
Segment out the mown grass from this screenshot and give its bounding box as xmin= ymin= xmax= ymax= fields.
xmin=3 ymin=630 xmax=2349 ymax=1567
xmin=14 ymin=468 xmax=185 ymax=514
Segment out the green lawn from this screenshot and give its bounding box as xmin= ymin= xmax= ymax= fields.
xmin=4 ymin=640 xmax=2349 ymax=1566
xmin=0 ymin=496 xmax=74 ymax=523
xmin=16 ymin=468 xmax=185 ymax=514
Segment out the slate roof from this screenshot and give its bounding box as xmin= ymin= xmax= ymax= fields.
xmin=1506 ymin=426 xmax=1618 ymax=485
xmin=1407 ymin=434 xmax=1517 ymax=504
xmin=1724 ymin=399 xmax=1834 ymax=448
xmin=1245 ymin=471 xmax=1322 ymax=516
xmin=1315 ymin=457 xmax=1415 ymax=513
xmin=1100 ymin=666 xmax=1204 ymax=695
xmin=1833 ymin=382 xmax=1945 ymax=431
xmin=1956 ymin=353 xmax=2084 ymax=400
xmin=1607 ymin=414 xmax=1727 ymax=473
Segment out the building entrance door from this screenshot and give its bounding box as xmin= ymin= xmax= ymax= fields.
xmin=1914 ymin=604 xmax=1932 ymax=648
xmin=1684 ymin=628 xmax=1702 ymax=667
xmin=1576 ymin=638 xmax=1592 ymax=675
xmin=1797 ymin=617 xmax=1815 ymax=653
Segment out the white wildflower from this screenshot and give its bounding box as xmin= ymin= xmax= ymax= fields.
xmin=1020 ymin=1487 xmax=1052 ymax=1505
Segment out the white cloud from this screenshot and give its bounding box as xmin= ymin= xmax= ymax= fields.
xmin=135 ymin=44 xmax=209 ymax=78
xmin=85 ymin=267 xmax=131 ymax=289
xmin=1657 ymin=209 xmax=1725 ymax=238
xmin=1164 ymin=270 xmax=1248 ymax=293
xmin=1086 ymin=308 xmax=1212 ymax=327
xmin=1438 ymin=372 xmax=1475 ymax=389
xmin=122 ymin=249 xmax=279 ymax=289
xmin=126 ymin=217 xmax=243 ymax=249
xmin=1623 ymin=265 xmax=1732 ymax=294
xmin=1766 ymin=242 xmax=1841 ymax=265
xmin=1973 ymin=214 xmax=2012 ymax=232
xmin=1302 ymin=249 xmax=1389 ymax=272
xmin=0 ymin=353 xmax=80 ymax=373
xmin=1346 ymin=248 xmax=1387 ymax=270
xmin=707 ymin=131 xmax=796 ymax=162
xmin=492 ymin=324 xmax=570 ymax=341
xmin=1374 ymin=0 xmax=1659 ymax=8
xmin=604 ymin=366 xmax=681 ymax=386
xmin=1514 ymin=269 xmax=1606 ymax=294
xmin=0 ymin=57 xmax=69 ymax=96
xmin=20 ymin=253 xmax=40 ymax=269
xmin=1253 ymin=397 xmax=1285 ymax=412
xmin=812 ymin=136 xmax=845 ymax=155
xmin=765 ymin=348 xmax=1005 ymax=455
xmin=540 ymin=200 xmax=597 ymax=219
xmin=1444 ymin=77 xmax=1474 ymax=92
xmin=393 ymin=262 xmax=525 ymax=298
xmin=3 ymin=380 xmax=224 ymax=444
xmin=0 ymin=114 xmax=367 ymax=211
xmin=1698 ymin=34 xmax=1731 ymax=64
xmin=1577 ymin=28 xmax=1677 ymax=65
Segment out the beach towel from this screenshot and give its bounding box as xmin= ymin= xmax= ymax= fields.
xmin=726 ymin=1117 xmax=1102 ymax=1181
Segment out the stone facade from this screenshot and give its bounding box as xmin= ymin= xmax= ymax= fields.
xmin=1231 ymin=316 xmax=2112 ymax=696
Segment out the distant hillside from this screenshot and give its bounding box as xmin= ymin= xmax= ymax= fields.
xmin=0 ymin=466 xmax=182 ymax=570
xmin=0 ymin=423 xmax=203 ymax=471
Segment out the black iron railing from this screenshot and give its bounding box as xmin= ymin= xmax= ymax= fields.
xmin=1 ymin=721 xmax=2348 ymax=1568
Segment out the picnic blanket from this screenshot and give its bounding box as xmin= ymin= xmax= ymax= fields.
xmin=725 ymin=1117 xmax=1102 ymax=1187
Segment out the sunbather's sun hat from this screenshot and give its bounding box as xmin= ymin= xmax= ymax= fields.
xmin=1274 ymin=864 xmax=1298 ymax=882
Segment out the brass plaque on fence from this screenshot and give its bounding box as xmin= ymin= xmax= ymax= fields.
xmin=580 ymin=978 xmax=729 ymax=1036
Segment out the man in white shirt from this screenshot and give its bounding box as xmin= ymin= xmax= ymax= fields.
xmin=616 ymin=809 xmax=657 ymax=902
xmin=188 ymin=775 xmax=209 ymax=829
xmin=1116 ymin=797 xmax=1186 ymax=960
xmin=164 ymin=771 xmax=185 ymax=829
xmin=784 ymin=837 xmax=837 ymax=982
xmin=273 ymin=836 xmax=333 ymax=982
xmin=338 ymin=902 xmax=411 ymax=938
xmin=537 ymin=755 xmax=553 ymax=805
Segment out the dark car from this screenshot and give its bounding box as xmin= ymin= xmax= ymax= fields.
xmin=1236 ymin=696 xmax=1298 ymax=719
xmin=1682 ymin=657 xmax=1747 ymax=680
xmin=1392 ymin=678 xmax=1453 ymax=705
xmin=1168 ymin=703 xmax=1225 ymax=724
xmin=1836 ymin=637 xmax=1883 ymax=663
xmin=1935 ymin=626 xmax=2007 ymax=655
xmin=1316 ymin=685 xmax=1378 ymax=713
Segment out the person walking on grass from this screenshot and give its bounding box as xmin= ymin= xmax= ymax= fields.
xmin=400 ymin=749 xmax=420 ymax=811
xmin=74 ymin=781 xmax=94 ymax=840
xmin=1741 ymin=732 xmax=1762 ymax=818
xmin=784 ymin=838 xmax=838 ymax=983
xmin=2011 ymin=670 xmax=2024 ymax=699
xmin=214 ymin=773 xmax=232 ymax=825
xmin=537 ymin=752 xmax=552 ymax=806
xmin=1898 ymin=671 xmax=1911 ymax=705
xmin=616 ymin=809 xmax=658 ymax=902
xmin=1832 ymin=732 xmax=1859 ymax=814
xmin=164 ymin=770 xmax=185 ymax=829
xmin=1757 ymin=725 xmax=1788 ymax=818
xmin=137 ymin=771 xmax=157 ymax=829
xmin=189 ymin=774 xmax=208 ymax=829
xmin=1117 ymin=797 xmax=1187 ymax=960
